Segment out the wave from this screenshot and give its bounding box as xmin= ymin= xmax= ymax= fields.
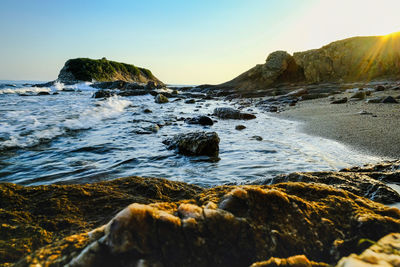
xmin=0 ymin=87 xmax=52 ymax=95
xmin=0 ymin=96 xmax=132 ymax=150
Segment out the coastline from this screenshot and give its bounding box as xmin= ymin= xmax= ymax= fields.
xmin=277 ymin=87 xmax=400 ymax=159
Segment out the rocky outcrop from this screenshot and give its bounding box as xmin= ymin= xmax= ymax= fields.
xmin=293 ymin=34 xmax=400 ymax=83
xmin=57 ymin=57 xmax=164 ymax=86
xmin=163 ymin=131 xmax=220 ymax=157
xmin=208 ymin=51 xmax=305 ymax=94
xmin=16 ymin=182 xmax=400 ymax=266
xmin=205 ymin=32 xmax=400 ymax=96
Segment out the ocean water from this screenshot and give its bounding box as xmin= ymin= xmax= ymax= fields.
xmin=0 ymin=81 xmax=383 ymax=187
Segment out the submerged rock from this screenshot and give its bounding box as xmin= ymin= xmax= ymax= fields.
xmin=184 ymin=116 xmax=214 ymax=126
xmin=92 ymin=90 xmax=115 ymax=98
xmin=213 ymin=107 xmax=256 ymax=120
xmin=18 ymin=182 xmax=400 ymax=266
xmin=155 ymin=93 xmax=169 ymax=104
xmin=163 ymin=131 xmax=219 ymax=157
xmin=235 ymin=125 xmax=246 ymax=130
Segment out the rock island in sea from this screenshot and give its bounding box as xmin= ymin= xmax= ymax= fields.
xmin=2 ymin=32 xmax=400 ymax=266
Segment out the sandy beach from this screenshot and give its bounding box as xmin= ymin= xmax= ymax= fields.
xmin=278 ymin=86 xmax=400 ymax=158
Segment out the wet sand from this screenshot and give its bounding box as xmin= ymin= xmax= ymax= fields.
xmin=278 ymin=87 xmax=400 ymax=159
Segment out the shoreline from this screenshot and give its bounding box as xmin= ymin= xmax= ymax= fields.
xmin=276 ymin=86 xmax=400 ymax=159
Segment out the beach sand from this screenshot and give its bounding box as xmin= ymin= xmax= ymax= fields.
xmin=278 ymin=87 xmax=400 ymax=158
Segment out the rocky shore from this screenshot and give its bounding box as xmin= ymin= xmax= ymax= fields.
xmin=1 ymin=161 xmax=400 ymax=266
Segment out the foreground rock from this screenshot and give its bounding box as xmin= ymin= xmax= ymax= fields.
xmin=57 ymin=57 xmax=164 ymax=86
xmin=17 ymin=182 xmax=400 ymax=266
xmin=213 ymin=107 xmax=256 ymax=120
xmin=336 ymin=233 xmax=400 ymax=266
xmin=0 ymin=177 xmax=202 ymax=265
xmin=268 ymin=171 xmax=400 ymax=204
xmin=163 ymin=131 xmax=219 ymax=157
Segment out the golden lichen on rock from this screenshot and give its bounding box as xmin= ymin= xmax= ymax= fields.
xmin=12 ymin=181 xmax=400 ymax=267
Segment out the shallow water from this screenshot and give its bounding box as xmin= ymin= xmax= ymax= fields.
xmin=0 ymin=81 xmax=383 ymax=187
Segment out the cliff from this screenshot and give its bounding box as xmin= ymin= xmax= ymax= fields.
xmin=57 ymin=57 xmax=164 ymax=85
xmin=208 ymin=32 xmax=400 ymax=94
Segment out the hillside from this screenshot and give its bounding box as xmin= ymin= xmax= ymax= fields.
xmin=208 ymin=32 xmax=400 ymax=93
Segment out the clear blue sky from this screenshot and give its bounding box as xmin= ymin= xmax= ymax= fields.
xmin=1 ymin=0 xmax=399 ymax=84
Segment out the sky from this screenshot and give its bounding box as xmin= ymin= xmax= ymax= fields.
xmin=1 ymin=0 xmax=400 ymax=84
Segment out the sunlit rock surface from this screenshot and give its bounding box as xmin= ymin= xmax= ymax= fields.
xmin=336 ymin=233 xmax=400 ymax=266
xmin=206 ymin=33 xmax=400 ymax=96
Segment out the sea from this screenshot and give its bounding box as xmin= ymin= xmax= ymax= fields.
xmin=0 ymin=80 xmax=383 ymax=187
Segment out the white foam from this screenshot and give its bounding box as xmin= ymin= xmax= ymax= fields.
xmin=63 ymin=96 xmax=132 ymax=130
xmin=0 ymin=87 xmax=51 ymax=94
xmin=0 ymin=95 xmax=132 ymax=149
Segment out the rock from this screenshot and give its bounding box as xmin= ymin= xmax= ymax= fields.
xmin=184 ymin=99 xmax=196 ymax=104
xmin=143 ymin=108 xmax=152 ymax=113
xmin=336 ymin=233 xmax=400 ymax=267
xmin=213 ymin=107 xmax=256 ymax=120
xmin=185 ymin=116 xmax=214 ymax=126
xmin=155 ymin=94 xmax=169 ymax=104
xmin=382 ymin=96 xmax=398 ymax=103
xmin=36 ymin=91 xmax=51 ymax=96
xmin=32 ymin=81 xmax=55 ymax=87
xmin=358 ymin=110 xmax=373 ymax=115
xmin=0 ymin=176 xmax=202 ymax=266
xmin=331 ymin=97 xmax=347 ymax=104
xmin=146 ymin=81 xmax=157 ymax=89
xmin=57 ymin=58 xmax=164 ymax=85
xmin=375 ymin=85 xmax=386 ymax=91
xmin=206 ymin=34 xmax=400 ymax=97
xmin=162 ymin=131 xmax=219 ymax=157
xmin=251 ymin=255 xmax=329 ymax=267
xmin=268 ymin=106 xmax=278 ymax=112
xmin=366 ymin=97 xmax=384 ymax=103
xmin=350 ymin=91 xmax=366 ymax=99
xmin=250 ymin=135 xmax=263 ymax=141
xmin=118 ymin=89 xmax=150 ymax=96
xmin=19 ymin=181 xmax=400 ymax=266
xmin=92 ymin=90 xmax=115 ymax=98
xmin=286 ymin=88 xmax=308 ymax=97
xmin=143 ymin=124 xmax=160 ymax=133
xmin=235 ymin=125 xmax=246 ymax=130
xmin=268 ymin=171 xmax=400 ymax=204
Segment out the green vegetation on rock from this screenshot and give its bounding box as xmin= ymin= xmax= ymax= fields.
xmin=57 ymin=57 xmax=163 ymax=84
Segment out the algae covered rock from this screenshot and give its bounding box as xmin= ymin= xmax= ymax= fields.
xmin=18 ymin=182 xmax=400 ymax=266
xmin=163 ymin=131 xmax=220 ymax=157
xmin=0 ymin=176 xmax=202 ymax=265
